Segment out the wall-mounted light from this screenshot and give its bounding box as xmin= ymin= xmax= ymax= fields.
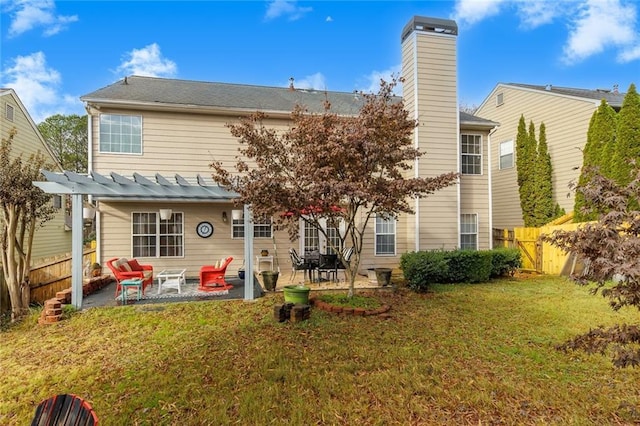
xmin=159 ymin=208 xmax=173 ymax=221
xmin=83 ymin=204 xmax=96 ymax=221
xmin=222 ymin=211 xmax=228 ymax=222
xmin=231 ymin=209 xmax=243 ymax=221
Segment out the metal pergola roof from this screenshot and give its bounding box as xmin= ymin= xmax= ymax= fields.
xmin=33 ymin=170 xmax=256 ymax=309
xmin=36 ymin=170 xmax=239 ymax=200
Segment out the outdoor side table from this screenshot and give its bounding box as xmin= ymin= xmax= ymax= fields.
xmin=157 ymin=269 xmax=187 ymax=294
xmin=255 ymin=256 xmax=273 ymax=273
xmin=119 ymin=278 xmax=143 ymax=303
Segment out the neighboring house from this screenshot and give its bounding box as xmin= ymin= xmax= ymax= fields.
xmin=0 ymin=88 xmax=71 ymax=262
xmin=75 ymin=16 xmax=497 ymax=280
xmin=475 ymin=83 xmax=625 ymax=230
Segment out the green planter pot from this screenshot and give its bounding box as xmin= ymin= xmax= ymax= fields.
xmin=283 ymin=285 xmax=311 ymax=304
xmin=262 ymin=271 xmax=279 ymax=291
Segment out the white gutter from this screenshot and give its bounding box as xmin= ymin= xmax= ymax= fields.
xmin=487 ymin=125 xmax=499 ymax=249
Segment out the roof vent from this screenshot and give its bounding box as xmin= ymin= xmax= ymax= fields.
xmin=545 ymin=84 xmax=552 ymax=91
xmin=289 ymin=77 xmax=295 ymax=91
xmin=613 ymin=84 xmax=619 ymax=94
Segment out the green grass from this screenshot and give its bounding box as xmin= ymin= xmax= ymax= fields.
xmin=2 ymin=275 xmax=640 ymax=425
xmin=316 ymin=293 xmax=382 ymax=309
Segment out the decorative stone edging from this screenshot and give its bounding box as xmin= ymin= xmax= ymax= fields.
xmin=309 ymin=296 xmax=391 ymax=317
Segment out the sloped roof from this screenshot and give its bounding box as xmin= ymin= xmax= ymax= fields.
xmin=80 ymin=75 xmax=498 ymax=127
xmin=505 ymin=83 xmax=626 ymax=107
xmin=81 ymin=75 xmax=365 ymax=116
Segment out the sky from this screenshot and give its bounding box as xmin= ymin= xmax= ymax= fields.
xmin=1 ymin=0 xmax=639 ymax=124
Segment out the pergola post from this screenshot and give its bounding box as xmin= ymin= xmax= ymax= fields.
xmin=243 ymin=204 xmax=254 ymax=300
xmin=71 ymin=193 xmax=84 ymax=309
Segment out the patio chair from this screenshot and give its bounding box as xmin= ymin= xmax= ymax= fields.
xmin=199 ymin=256 xmax=234 ymax=292
xmin=289 ymin=248 xmax=311 ymax=282
xmin=31 ymin=394 xmax=98 ymax=425
xmin=106 ymin=257 xmax=153 ymax=298
xmin=317 ymin=253 xmax=338 ymax=282
xmin=337 ymin=247 xmax=354 ymax=281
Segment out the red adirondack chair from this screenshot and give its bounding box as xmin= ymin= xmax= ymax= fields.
xmin=199 ymin=256 xmax=234 ymax=292
xmin=31 ymin=394 xmax=98 ymax=425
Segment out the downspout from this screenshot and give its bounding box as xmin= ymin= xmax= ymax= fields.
xmin=487 ymin=125 xmax=499 ymax=249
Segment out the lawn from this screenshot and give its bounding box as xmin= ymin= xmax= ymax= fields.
xmin=2 ymin=275 xmax=639 ymax=425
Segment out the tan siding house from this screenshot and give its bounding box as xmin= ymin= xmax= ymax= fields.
xmin=475 ymin=83 xmax=625 ymax=229
xmin=79 ymin=16 xmax=497 ymax=282
xmin=0 ymin=89 xmax=71 ymax=262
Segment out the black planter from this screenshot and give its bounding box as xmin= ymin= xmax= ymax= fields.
xmin=375 ymin=268 xmax=392 ymax=287
xmin=262 ymin=271 xmax=279 ymax=291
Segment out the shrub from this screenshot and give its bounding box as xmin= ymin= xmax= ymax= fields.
xmin=445 ymin=250 xmax=492 ymax=283
xmin=401 ymin=248 xmax=522 ymax=292
xmin=400 ymin=250 xmax=449 ymax=292
xmin=490 ymin=248 xmax=522 ymax=277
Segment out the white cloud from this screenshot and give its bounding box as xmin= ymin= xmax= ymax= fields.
xmin=619 ymin=43 xmax=640 ymax=62
xmin=115 ymin=43 xmax=177 ymax=78
xmin=563 ymin=0 xmax=638 ymax=64
xmin=5 ymin=0 xmax=78 ymax=37
xmin=517 ymin=1 xmax=561 ymax=28
xmin=265 ymin=0 xmax=312 ymax=21
xmin=326 ymin=16 xmax=333 ymax=22
xmin=290 ymin=72 xmax=326 ymax=90
xmin=357 ymin=65 xmax=402 ymax=95
xmin=0 ymin=52 xmax=81 ymax=123
xmin=452 ymin=0 xmax=507 ymax=26
xmin=453 ymin=0 xmax=639 ymax=65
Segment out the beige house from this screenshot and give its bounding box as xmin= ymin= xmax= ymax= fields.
xmin=475 ymin=83 xmax=625 ymax=230
xmin=37 ymin=16 xmax=498 ymax=305
xmin=0 ymin=88 xmax=71 ymax=262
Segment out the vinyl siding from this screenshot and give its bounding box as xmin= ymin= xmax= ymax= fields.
xmin=0 ymin=91 xmax=71 ymax=262
xmin=91 ymin=108 xmax=290 ymax=176
xmin=402 ymin=29 xmax=459 ymax=250
xmin=476 ymin=85 xmax=598 ymax=229
xmin=460 ymin=130 xmax=491 ymax=249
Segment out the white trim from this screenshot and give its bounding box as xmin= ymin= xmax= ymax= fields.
xmin=374 ymin=215 xmax=397 ymax=256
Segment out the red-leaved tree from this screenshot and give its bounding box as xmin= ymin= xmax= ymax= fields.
xmin=543 ymin=166 xmax=640 ymax=367
xmin=211 ymin=79 xmax=458 ymax=297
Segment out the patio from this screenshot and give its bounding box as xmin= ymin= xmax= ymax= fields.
xmin=82 ymin=270 xmax=384 ymax=309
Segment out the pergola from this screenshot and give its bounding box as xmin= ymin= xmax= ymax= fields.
xmin=33 ymin=170 xmax=257 ymax=309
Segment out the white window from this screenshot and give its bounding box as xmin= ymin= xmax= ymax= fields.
xmin=461 ymin=134 xmax=482 ymax=175
xmin=132 ymin=212 xmax=183 ymax=258
xmin=375 ymin=215 xmax=396 ymax=255
xmin=499 ymin=140 xmax=514 ymax=170
xmin=231 ymin=216 xmax=272 ymax=239
xmin=5 ymin=103 xmax=14 ymax=122
xmin=460 ymin=214 xmax=478 ymax=250
xmin=100 ymin=114 xmax=142 ymax=154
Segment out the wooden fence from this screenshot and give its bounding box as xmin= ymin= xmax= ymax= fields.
xmin=1 ymin=245 xmax=97 ymax=313
xmin=494 ymin=213 xmax=587 ymax=275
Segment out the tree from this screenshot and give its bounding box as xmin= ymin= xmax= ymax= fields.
xmin=543 ymin=167 xmax=640 ymax=367
xmin=1 ymin=129 xmax=57 ymax=321
xmin=611 ymin=84 xmax=640 ymax=187
xmin=574 ymin=100 xmax=617 ymax=221
xmin=37 ymin=114 xmax=88 ymax=173
xmin=210 ymin=79 xmax=459 ymax=297
xmin=532 ymin=123 xmax=555 ymax=226
xmin=516 ymin=116 xmax=537 ymax=226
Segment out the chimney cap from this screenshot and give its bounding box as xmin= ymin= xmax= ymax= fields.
xmin=401 ymin=16 xmax=458 ymax=42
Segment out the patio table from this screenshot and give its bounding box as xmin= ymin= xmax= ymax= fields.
xmin=157 ymin=269 xmax=187 ymax=294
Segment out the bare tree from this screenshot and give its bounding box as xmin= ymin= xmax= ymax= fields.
xmin=1 ymin=129 xmax=57 ymax=321
xmin=211 ymin=79 xmax=458 ymax=297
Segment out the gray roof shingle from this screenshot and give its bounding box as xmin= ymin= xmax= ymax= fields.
xmin=506 ymin=83 xmax=626 ymax=107
xmin=81 ymin=75 xmax=498 ymax=127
